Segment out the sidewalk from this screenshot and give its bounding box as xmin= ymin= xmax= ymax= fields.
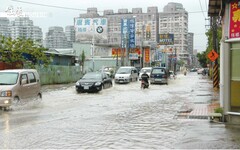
xmin=177 ymin=77 xmax=220 ymax=119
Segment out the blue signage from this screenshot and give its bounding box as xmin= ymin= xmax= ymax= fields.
xmin=121 ymin=18 xmax=136 ymax=49
xmin=128 ymin=18 xmax=135 ymax=49
xmin=121 ymin=19 xmax=128 ymax=48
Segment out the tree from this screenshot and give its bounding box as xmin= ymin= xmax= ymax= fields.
xmin=204 ymin=26 xmax=222 ymax=64
xmin=0 ymin=36 xmax=50 ymax=68
xmin=196 ymin=26 xmax=222 ymax=68
xmin=197 ymin=51 xmax=207 ymax=67
xmin=79 ymin=50 xmax=86 ymax=73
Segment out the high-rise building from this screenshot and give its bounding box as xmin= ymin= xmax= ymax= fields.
xmin=0 ymin=17 xmax=10 ymax=37
xmin=104 ymin=7 xmax=159 ymax=46
xmin=187 ymin=32 xmax=194 ymax=55
xmin=45 ymin=26 xmax=68 ymax=49
xmin=75 ymin=4 xmax=191 ymax=66
xmin=10 ymin=17 xmax=43 ymax=43
xmin=65 ymin=25 xmax=75 ymax=48
xmin=159 ymin=2 xmax=189 ymax=61
xmin=76 ymin=7 xmax=159 ymax=46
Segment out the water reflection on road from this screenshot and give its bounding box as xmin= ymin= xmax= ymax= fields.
xmin=0 ymin=73 xmax=239 ymax=149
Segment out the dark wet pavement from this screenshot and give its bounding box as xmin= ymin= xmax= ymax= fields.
xmin=0 ymin=72 xmax=240 ymax=149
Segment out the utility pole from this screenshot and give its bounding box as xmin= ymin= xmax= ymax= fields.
xmin=140 ymin=24 xmax=145 ymax=68
xmin=212 ymin=16 xmax=219 ymax=89
xmin=174 ymin=47 xmax=177 ymax=73
xmin=116 ymin=47 xmax=119 ymax=68
xmin=92 ymin=33 xmax=95 ymax=72
xmin=125 ymin=33 xmax=129 ymax=66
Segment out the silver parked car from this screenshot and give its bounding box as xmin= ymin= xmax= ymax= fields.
xmin=114 ymin=66 xmax=138 ymax=83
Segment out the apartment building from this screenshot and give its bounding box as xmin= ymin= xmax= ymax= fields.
xmin=10 ymin=17 xmax=43 ymax=43
xmin=65 ymin=25 xmax=75 ymax=48
xmin=75 ymin=3 xmax=191 ymax=67
xmin=45 ymin=26 xmax=68 ymax=49
xmin=0 ymin=17 xmax=10 ymax=37
xmin=103 ymin=7 xmax=159 ymax=46
xmin=159 ymin=3 xmax=189 ymax=62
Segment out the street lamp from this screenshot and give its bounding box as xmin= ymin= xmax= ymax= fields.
xmin=91 ymin=25 xmax=95 ymax=72
xmin=140 ymin=24 xmax=145 ymax=68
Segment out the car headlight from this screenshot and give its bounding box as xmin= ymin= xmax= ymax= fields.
xmin=4 ymin=100 xmax=9 ymax=104
xmin=95 ymin=82 xmax=101 ymax=86
xmin=76 ymin=82 xmax=80 ymax=86
xmin=1 ymin=91 xmax=12 ymax=97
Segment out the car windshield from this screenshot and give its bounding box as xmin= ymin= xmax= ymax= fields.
xmin=152 ymin=69 xmax=165 ymax=74
xmin=140 ymin=68 xmax=151 ymax=73
xmin=0 ymin=72 xmax=19 ymax=85
xmin=116 ymin=68 xmax=131 ymax=74
xmin=82 ymin=73 xmax=102 ymax=80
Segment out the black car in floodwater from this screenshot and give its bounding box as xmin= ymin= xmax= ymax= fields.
xmin=75 ymin=72 xmax=112 ymax=93
xmin=150 ymin=67 xmax=168 ymax=85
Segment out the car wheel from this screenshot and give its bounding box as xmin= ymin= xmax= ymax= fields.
xmin=3 ymin=107 xmax=10 ymax=111
xmin=12 ymin=97 xmax=20 ymax=106
xmin=76 ymin=89 xmax=82 ymax=93
xmin=34 ymin=94 xmax=42 ymax=104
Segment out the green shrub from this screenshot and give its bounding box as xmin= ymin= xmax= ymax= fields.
xmin=214 ymin=107 xmax=223 ymax=114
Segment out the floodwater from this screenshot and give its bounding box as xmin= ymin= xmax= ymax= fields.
xmin=0 ymin=72 xmax=239 ymax=149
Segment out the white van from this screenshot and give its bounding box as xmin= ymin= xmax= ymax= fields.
xmin=0 ymin=69 xmax=42 ymax=110
xmin=114 ymin=66 xmax=138 ymax=83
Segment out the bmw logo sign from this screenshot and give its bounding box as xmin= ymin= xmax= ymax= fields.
xmin=96 ymin=26 xmax=103 ymax=33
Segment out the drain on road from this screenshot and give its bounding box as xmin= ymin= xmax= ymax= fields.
xmin=188 ymin=115 xmax=208 ymax=119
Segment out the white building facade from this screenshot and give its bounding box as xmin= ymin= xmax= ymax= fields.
xmin=10 ymin=17 xmax=43 ymax=43
xmin=0 ymin=17 xmax=10 ymax=37
xmin=45 ymin=26 xmax=68 ymax=49
xmin=159 ymin=3 xmax=189 ymax=65
xmin=65 ymin=25 xmax=75 ymax=48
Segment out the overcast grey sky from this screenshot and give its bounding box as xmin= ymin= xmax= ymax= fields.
xmin=1 ymin=0 xmax=209 ymax=51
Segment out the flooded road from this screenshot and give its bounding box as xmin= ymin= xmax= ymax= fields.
xmin=0 ymin=73 xmax=240 ymax=149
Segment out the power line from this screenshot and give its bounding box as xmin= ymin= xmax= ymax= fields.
xmin=198 ymin=0 xmax=206 ymax=19
xmin=11 ymin=0 xmax=90 ymax=12
xmin=188 ymin=10 xmax=207 ymax=14
xmin=205 ymin=0 xmax=208 ymax=12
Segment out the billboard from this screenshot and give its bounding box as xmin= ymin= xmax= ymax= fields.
xmin=74 ymin=18 xmax=108 ymax=42
xmin=159 ymin=34 xmax=174 ymax=45
xmin=229 ymin=1 xmax=240 ymax=39
xmin=121 ymin=18 xmax=136 ymax=49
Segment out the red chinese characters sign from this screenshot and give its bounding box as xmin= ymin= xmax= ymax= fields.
xmin=144 ymin=48 xmax=150 ymax=63
xmin=229 ymin=1 xmax=240 ymax=39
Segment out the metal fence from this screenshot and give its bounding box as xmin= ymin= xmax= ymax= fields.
xmin=35 ymin=65 xmax=82 ymax=85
